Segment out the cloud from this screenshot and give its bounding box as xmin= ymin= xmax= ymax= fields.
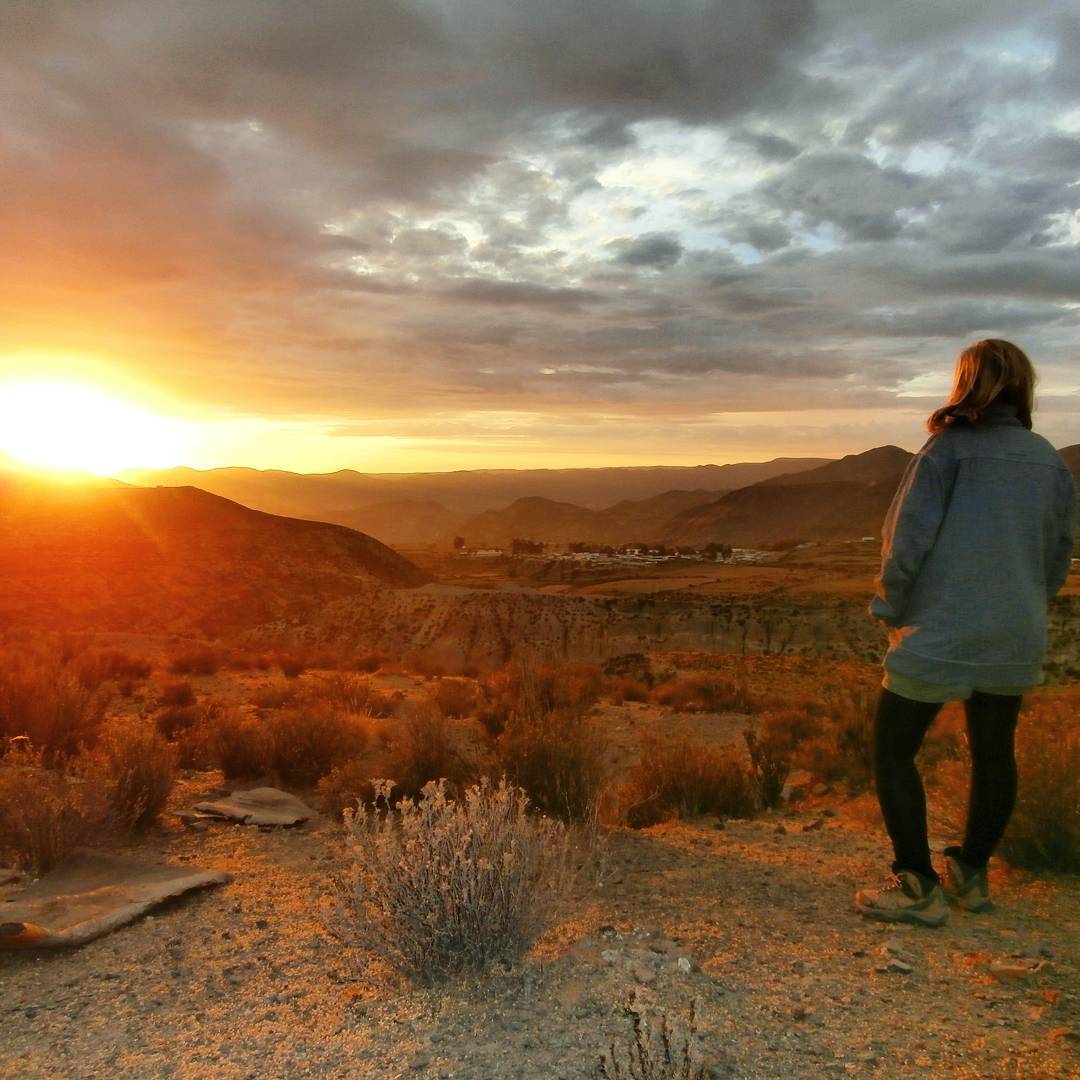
xmin=610 ymin=233 xmax=684 ymax=269
xmin=0 ymin=0 xmax=1076 ymax=466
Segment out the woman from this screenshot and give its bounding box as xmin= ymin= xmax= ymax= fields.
xmin=856 ymin=339 xmax=1077 ymax=926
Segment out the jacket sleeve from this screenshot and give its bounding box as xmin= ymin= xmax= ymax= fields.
xmin=870 ymin=445 xmax=949 ymax=626
xmin=1046 ymin=468 xmax=1078 ymax=600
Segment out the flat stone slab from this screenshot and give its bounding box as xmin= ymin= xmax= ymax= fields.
xmin=186 ymin=787 xmax=313 ymax=827
xmin=0 ymin=850 xmax=231 ymax=949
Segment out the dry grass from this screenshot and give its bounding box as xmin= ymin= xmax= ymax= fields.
xmin=337 ymin=778 xmax=570 ymax=984
xmin=618 ymin=736 xmax=757 ymax=828
xmin=79 ymin=718 xmax=176 ymax=830
xmin=304 ymin=674 xmax=398 ymax=718
xmin=0 ymin=743 xmax=90 ymax=874
xmin=71 ymin=648 xmax=152 ymax=689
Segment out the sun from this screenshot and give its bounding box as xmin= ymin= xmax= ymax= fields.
xmin=0 ymin=380 xmax=190 ymax=476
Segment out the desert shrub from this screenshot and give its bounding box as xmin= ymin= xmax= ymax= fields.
xmin=199 ymin=705 xmax=274 ymax=780
xmin=318 ymin=758 xmax=380 ymax=819
xmin=758 ymin=707 xmax=820 ymax=751
xmin=496 ymin=669 xmax=607 ymax=824
xmin=0 ymin=648 xmax=109 ymax=760
xmin=652 ymin=673 xmax=751 ymax=714
xmin=477 ymin=661 xmax=605 ymax=740
xmin=597 ymin=1000 xmax=717 ymax=1080
xmin=619 ymin=737 xmax=757 ymax=828
xmin=998 ymin=701 xmax=1079 ymax=872
xmin=249 ymin=682 xmax=299 ymax=710
xmin=743 ymin=726 xmax=791 ymax=809
xmin=155 ymin=704 xmax=201 ymax=741
xmin=265 ymin=704 xmax=369 ymax=787
xmin=169 ymin=645 xmax=224 ymax=676
xmin=226 ymin=650 xmax=273 ymax=671
xmin=0 ymin=743 xmax=90 ymax=874
xmin=158 ymin=680 xmax=196 ymax=707
xmin=274 ymin=652 xmax=307 ymax=679
xmin=607 ymin=676 xmax=652 ymax=705
xmin=337 ymin=778 xmax=570 ymax=984
xmin=602 ymin=652 xmax=654 ymax=685
xmin=71 ymin=648 xmax=152 ymax=689
xmin=80 ymin=718 xmax=176 ymax=830
xmin=304 ymin=674 xmax=397 ymax=718
xmin=351 ymin=652 xmax=385 ymax=674
xmin=380 ymin=701 xmax=482 ymax=801
xmin=427 ymin=678 xmax=478 ymax=719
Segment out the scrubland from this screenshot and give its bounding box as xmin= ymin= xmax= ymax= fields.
xmin=1 ymin=626 xmax=1077 ymax=1078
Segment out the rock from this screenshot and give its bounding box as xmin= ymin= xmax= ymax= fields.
xmin=812 ymin=782 xmax=829 ymax=796
xmin=677 ymin=957 xmax=693 ymax=974
xmin=884 ymin=959 xmax=913 ymax=975
xmin=989 ymin=960 xmax=1044 ymax=983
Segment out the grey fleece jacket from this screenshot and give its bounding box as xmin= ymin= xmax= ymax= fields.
xmin=871 ymin=404 xmax=1077 ymax=687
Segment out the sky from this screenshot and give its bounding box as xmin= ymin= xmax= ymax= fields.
xmin=1 ymin=0 xmax=1078 ymax=473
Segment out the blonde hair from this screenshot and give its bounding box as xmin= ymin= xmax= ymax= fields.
xmin=927 ymin=339 xmax=1035 ymax=434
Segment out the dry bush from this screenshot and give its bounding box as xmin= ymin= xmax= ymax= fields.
xmin=998 ymin=701 xmax=1079 ymax=873
xmin=426 ymin=678 xmax=478 ymax=719
xmin=318 ymin=758 xmax=381 ymax=819
xmin=619 ymin=737 xmax=757 ymax=828
xmin=743 ymin=726 xmax=791 ymax=810
xmin=275 ymin=652 xmax=307 ymax=679
xmin=0 ymin=647 xmax=109 ymax=760
xmin=71 ymin=648 xmax=152 ymax=689
xmin=198 ymin=704 xmax=274 ymax=780
xmin=382 ymin=700 xmax=486 ymax=802
xmin=496 ymin=667 xmax=607 ymax=824
xmin=477 ymin=661 xmax=604 ymax=739
xmin=607 ymin=676 xmax=652 ymax=705
xmin=169 ymin=645 xmax=225 ymax=676
xmin=80 ymin=718 xmax=176 ymax=830
xmin=265 ymin=704 xmax=369 ymax=787
xmin=158 ymin=680 xmax=196 ymax=707
xmin=226 ymin=650 xmax=273 ymax=671
xmin=350 ymin=652 xmax=385 ymax=674
xmin=597 ymin=1000 xmax=718 ymax=1080
xmin=304 ymin=674 xmax=398 ymax=718
xmin=652 ymin=673 xmax=752 ymax=714
xmin=0 ymin=743 xmax=90 ymax=874
xmin=250 ymin=682 xmax=300 ymax=710
xmin=155 ymin=704 xmax=201 ymax=742
xmin=337 ymin=778 xmax=570 ymax=984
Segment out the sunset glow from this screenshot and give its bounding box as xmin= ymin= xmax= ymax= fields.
xmin=0 ymin=380 xmax=190 ymax=476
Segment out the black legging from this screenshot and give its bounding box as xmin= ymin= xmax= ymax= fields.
xmin=873 ymin=688 xmax=1021 ymax=880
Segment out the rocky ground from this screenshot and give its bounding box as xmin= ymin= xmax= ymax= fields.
xmin=2 ymin=768 xmax=1077 ymax=1080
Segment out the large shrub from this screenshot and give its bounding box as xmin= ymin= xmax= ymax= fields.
xmin=619 ymin=736 xmax=757 ymax=828
xmin=265 ymin=704 xmax=370 ymax=787
xmin=337 ymin=778 xmax=569 ymax=983
xmin=998 ymin=701 xmax=1078 ymax=873
xmin=0 ymin=743 xmax=90 ymax=873
xmin=0 ymin=648 xmax=109 ymax=760
xmin=496 ymin=667 xmax=607 ymax=824
xmin=80 ymin=718 xmax=176 ymax=830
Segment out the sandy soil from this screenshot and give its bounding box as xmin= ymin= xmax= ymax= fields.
xmin=2 ymin=765 xmax=1076 ymax=1080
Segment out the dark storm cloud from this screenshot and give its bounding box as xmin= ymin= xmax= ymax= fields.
xmin=610 ymin=233 xmax=684 ymax=269
xmin=1 ymin=0 xmax=1077 ymax=449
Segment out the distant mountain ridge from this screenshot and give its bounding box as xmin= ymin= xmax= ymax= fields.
xmin=121 ymin=457 xmax=830 ymax=517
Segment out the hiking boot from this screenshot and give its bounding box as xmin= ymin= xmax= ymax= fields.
xmin=944 ymin=851 xmax=992 ymax=913
xmin=854 ymin=870 xmax=948 ymax=927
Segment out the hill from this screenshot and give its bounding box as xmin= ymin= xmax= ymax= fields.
xmin=663 ymin=446 xmax=913 ymax=547
xmin=0 ymin=473 xmax=428 ymax=635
